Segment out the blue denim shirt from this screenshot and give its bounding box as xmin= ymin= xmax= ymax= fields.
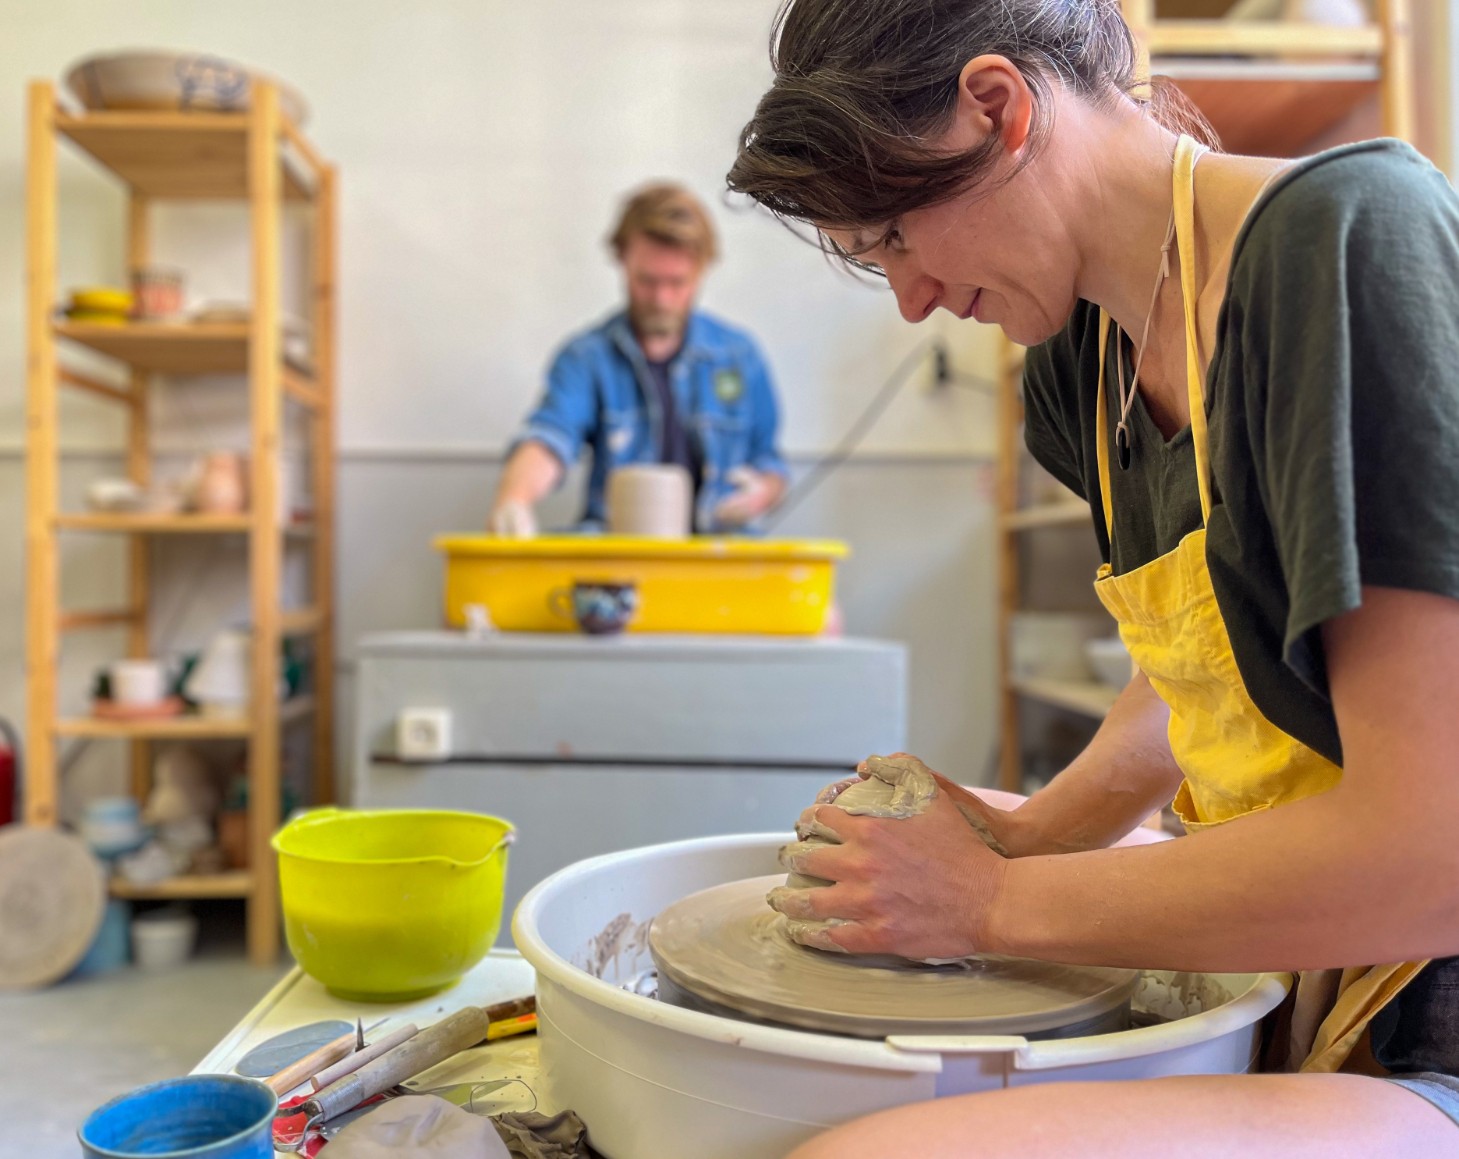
xmin=513 ymin=310 xmax=789 ymax=533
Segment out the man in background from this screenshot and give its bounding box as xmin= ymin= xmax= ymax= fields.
xmin=488 ymin=183 xmax=789 ymax=535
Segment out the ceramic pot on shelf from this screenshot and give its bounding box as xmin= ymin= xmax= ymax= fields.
xmin=184 ymin=630 xmax=251 ymax=718
xmin=195 ymin=452 xmax=248 ymax=515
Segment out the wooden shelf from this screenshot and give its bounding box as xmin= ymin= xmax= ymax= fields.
xmin=280 ymin=695 xmax=317 ymax=725
xmin=56 ymin=697 xmax=316 ymax=739
xmin=1001 ymin=503 xmax=1091 ymax=532
xmin=281 ymin=365 xmax=324 ymax=409
xmin=56 ymin=109 xmax=312 ymax=201
xmin=1162 ymin=59 xmax=1381 ymax=157
xmin=280 ymin=607 xmax=324 ymax=636
xmin=1144 ymin=19 xmax=1382 ymax=58
xmin=110 ymin=872 xmax=252 ymax=900
xmin=55 ymin=512 xmax=253 ymax=534
xmin=55 ymin=321 xmax=250 ymax=374
xmin=1010 ymin=677 xmax=1120 ymax=720
xmin=56 ymin=713 xmax=252 ymax=739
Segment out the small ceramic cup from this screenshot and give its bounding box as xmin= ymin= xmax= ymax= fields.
xmin=552 ymin=581 xmax=639 ymax=635
xmin=110 ymin=658 xmax=169 ymax=706
xmin=130 ymin=266 xmax=185 ymax=321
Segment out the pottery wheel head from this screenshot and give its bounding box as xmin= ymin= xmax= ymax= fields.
xmin=649 ymin=876 xmax=1139 ymax=1039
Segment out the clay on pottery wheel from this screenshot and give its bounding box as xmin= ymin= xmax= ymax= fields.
xmin=649 ymin=875 xmax=1139 ymax=1039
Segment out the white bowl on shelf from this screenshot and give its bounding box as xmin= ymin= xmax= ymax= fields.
xmin=1085 ymin=636 xmax=1134 ymax=690
xmin=1009 ymin=613 xmax=1110 ymax=682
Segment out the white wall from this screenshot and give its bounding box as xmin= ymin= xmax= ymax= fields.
xmin=0 ymin=0 xmax=1001 ymax=457
xmin=0 ymin=0 xmax=1008 ymax=812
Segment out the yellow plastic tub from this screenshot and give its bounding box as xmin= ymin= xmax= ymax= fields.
xmin=272 ymin=808 xmax=513 ymax=1001
xmin=435 ymin=535 xmax=849 ymax=635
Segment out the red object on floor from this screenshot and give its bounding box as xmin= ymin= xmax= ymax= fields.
xmin=0 ymin=746 xmax=14 ymax=827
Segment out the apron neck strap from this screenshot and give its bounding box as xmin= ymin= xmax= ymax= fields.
xmin=1095 ymin=134 xmax=1212 ymax=543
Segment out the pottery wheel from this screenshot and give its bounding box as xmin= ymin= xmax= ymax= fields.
xmin=650 ymin=876 xmax=1139 ymax=1039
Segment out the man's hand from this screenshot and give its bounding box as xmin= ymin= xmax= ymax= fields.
xmin=713 ymin=467 xmax=786 ymax=528
xmin=488 ymin=498 xmax=538 ymax=538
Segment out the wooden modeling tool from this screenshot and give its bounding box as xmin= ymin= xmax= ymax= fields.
xmin=265 ymin=1017 xmax=386 ymax=1096
xmin=235 ymin=1021 xmax=353 ymax=1078
xmin=309 ymin=1023 xmax=418 ymax=1090
xmin=300 ymin=997 xmax=536 ymax=1127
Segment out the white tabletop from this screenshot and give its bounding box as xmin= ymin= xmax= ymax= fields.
xmin=195 ymin=950 xmax=550 ymax=1140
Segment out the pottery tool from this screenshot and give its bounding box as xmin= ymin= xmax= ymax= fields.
xmin=650 ymin=876 xmax=1139 ymax=1039
xmin=265 ymin=1018 xmax=386 ymax=1095
xmin=486 ymin=1012 xmax=537 ymax=1041
xmin=308 ymin=1022 xmax=418 ymax=1091
xmin=406 ymin=1079 xmax=538 ymax=1116
xmin=297 ymin=997 xmax=536 ymax=1129
xmin=274 ymin=1093 xmax=388 ymax=1155
xmin=235 ymin=1021 xmax=354 ymax=1078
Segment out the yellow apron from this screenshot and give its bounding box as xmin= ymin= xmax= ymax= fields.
xmin=1091 ymin=135 xmax=1426 ymax=1074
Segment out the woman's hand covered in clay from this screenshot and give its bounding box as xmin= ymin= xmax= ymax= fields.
xmin=770 ymin=754 xmax=1009 ymax=959
xmin=866 ymin=753 xmax=1017 ymax=857
xmin=792 ymin=755 xmax=1016 ymax=856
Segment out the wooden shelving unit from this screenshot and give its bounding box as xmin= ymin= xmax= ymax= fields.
xmin=53 ymin=320 xmax=251 ymax=373
xmin=110 ymin=872 xmax=253 ymax=901
xmin=24 ymin=80 xmax=338 ymax=965
xmin=999 ymin=501 xmax=1091 ymax=533
xmin=54 ymin=512 xmax=258 ymax=534
xmin=1008 ymin=677 xmax=1120 ymax=721
xmin=994 ymin=0 xmax=1415 ymax=792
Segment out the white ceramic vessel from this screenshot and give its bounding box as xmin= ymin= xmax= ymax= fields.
xmin=110 ymin=658 xmax=169 ymax=706
xmin=606 ymin=464 xmax=693 ymax=538
xmin=1085 ymin=635 xmax=1135 ymax=690
xmin=66 ymin=51 xmax=309 ymax=125
xmin=131 ymin=908 xmax=197 ymax=971
xmin=514 ymin=831 xmax=1291 ymax=1159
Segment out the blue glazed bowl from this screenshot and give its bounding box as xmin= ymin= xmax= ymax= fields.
xmin=79 ymin=1075 xmax=277 ymax=1158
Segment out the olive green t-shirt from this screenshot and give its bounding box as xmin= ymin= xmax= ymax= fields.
xmin=1024 ymin=140 xmax=1459 ymax=766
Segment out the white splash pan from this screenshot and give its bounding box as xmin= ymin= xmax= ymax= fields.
xmin=514 ymin=832 xmax=1291 ymax=1159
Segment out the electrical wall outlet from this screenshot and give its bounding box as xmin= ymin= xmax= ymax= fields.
xmin=396 ymin=708 xmax=453 ymax=762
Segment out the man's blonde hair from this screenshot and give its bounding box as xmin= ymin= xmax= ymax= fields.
xmin=609 ymin=183 xmax=719 ymax=266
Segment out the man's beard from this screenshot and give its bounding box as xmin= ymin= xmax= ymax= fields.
xmin=631 ymin=306 xmax=686 ymax=339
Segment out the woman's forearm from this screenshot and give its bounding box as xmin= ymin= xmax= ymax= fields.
xmin=1005 ymin=672 xmax=1184 ymax=857
xmin=989 ymin=774 xmax=1459 ymax=971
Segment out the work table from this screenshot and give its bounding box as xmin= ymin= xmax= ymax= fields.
xmin=195 ymin=951 xmax=549 ymax=1151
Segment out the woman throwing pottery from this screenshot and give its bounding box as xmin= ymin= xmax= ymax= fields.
xmin=728 ymin=1 xmax=1459 ymax=1153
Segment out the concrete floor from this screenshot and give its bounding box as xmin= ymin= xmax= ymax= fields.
xmin=1 ymin=914 xmax=286 ymax=1159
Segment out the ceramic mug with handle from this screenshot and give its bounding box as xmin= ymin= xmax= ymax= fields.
xmin=550 ymin=581 xmax=639 ymax=635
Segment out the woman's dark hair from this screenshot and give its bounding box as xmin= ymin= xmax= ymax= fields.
xmin=727 ymin=0 xmax=1217 ymax=239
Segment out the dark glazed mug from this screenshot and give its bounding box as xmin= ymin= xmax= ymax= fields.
xmin=551 ymin=580 xmax=639 ymax=635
